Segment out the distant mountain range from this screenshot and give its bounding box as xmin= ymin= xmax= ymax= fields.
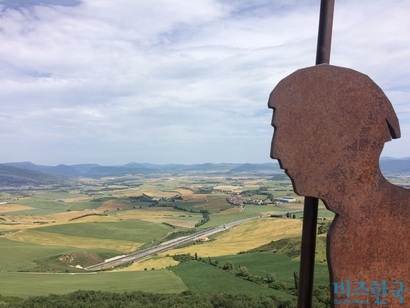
xmin=0 ymin=161 xmax=281 ymax=182
xmin=0 ymin=157 xmax=409 ymax=187
xmin=379 ymin=157 xmax=410 ymax=173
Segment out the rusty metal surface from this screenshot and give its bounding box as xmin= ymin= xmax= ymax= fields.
xmin=269 ymin=64 xmax=409 ymax=306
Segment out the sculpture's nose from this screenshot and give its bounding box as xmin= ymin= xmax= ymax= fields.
xmin=270 ymin=142 xmax=278 ymax=160
xmin=270 ymin=128 xmax=280 ymax=160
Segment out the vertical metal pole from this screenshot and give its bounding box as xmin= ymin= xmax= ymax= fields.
xmin=316 ymin=0 xmax=335 ymax=65
xmin=298 ymin=1 xmax=334 ymax=307
xmin=298 ymin=197 xmax=319 ymax=308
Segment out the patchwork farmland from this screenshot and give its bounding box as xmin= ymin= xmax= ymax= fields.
xmin=0 ymin=168 xmax=338 ymax=305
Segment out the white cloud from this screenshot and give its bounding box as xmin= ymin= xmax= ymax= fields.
xmin=0 ymin=0 xmax=409 ymax=164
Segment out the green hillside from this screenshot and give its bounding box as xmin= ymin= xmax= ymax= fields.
xmin=247 ymin=235 xmax=328 ymax=264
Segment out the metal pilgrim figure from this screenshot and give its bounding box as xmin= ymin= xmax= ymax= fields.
xmin=268 ymin=65 xmax=409 ymax=306
xmin=267 ymin=0 xmax=409 ymax=307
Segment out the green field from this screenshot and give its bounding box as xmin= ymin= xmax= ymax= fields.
xmin=0 ymin=237 xmax=117 ymax=272
xmin=0 ymin=237 xmax=73 ymax=272
xmin=35 ymin=219 xmax=175 ymax=243
xmin=170 ymin=261 xmax=292 ymax=300
xmin=213 ymin=252 xmax=329 ymax=285
xmin=0 ymin=270 xmax=187 ymax=298
xmin=65 ymin=201 xmax=104 ymax=211
xmin=5 ymin=192 xmax=83 ymax=215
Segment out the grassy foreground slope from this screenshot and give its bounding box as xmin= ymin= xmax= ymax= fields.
xmin=170 ymin=261 xmax=292 ymax=300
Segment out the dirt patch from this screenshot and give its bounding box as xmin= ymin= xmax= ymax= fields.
xmin=59 ymin=251 xmax=106 ymax=268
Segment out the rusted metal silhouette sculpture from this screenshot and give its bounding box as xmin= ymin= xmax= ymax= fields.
xmin=269 ymin=64 xmax=409 ymax=306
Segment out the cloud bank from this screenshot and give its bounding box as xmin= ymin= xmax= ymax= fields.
xmin=0 ymin=0 xmax=409 ymax=164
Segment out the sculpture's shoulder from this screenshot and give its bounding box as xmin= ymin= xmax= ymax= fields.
xmin=377 ymin=184 xmax=410 ymax=219
xmin=387 ymin=184 xmax=410 ymax=206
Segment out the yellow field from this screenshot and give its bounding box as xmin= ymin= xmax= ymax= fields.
xmin=60 ymin=198 xmax=93 ymax=203
xmin=0 ymin=213 xmax=126 ymax=234
xmin=164 ymin=218 xmax=302 ymax=258
xmin=193 ymin=195 xmax=227 ymax=209
xmin=176 ymin=189 xmax=207 ymax=202
xmin=115 ymin=256 xmax=179 ymax=272
xmin=0 ymin=204 xmax=34 ymax=213
xmin=175 ymin=189 xmax=193 ymax=195
xmin=112 ymin=187 xmax=143 ymax=197
xmin=213 ymin=185 xmax=243 ymax=192
xmin=242 ymin=180 xmax=264 ymax=189
xmin=113 ymin=184 xmax=178 ymax=199
xmin=0 ymin=215 xmax=58 ymax=230
xmin=46 ymin=210 xmax=104 ymax=221
xmin=244 ymin=179 xmax=267 ymax=186
xmin=111 ymin=183 xmax=207 ymax=201
xmin=134 ymin=184 xmax=179 ymax=198
xmin=9 ymin=210 xmax=114 ymax=224
xmin=213 ymin=207 xmax=243 ymax=215
xmin=117 ymin=209 xmax=190 ymax=219
xmin=67 ymin=216 xmax=120 ymax=224
xmin=3 ymin=229 xmax=141 ymax=252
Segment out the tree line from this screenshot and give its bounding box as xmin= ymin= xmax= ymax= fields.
xmin=1 ymin=290 xmax=297 ymax=308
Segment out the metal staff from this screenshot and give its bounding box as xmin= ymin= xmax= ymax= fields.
xmin=297 ymin=1 xmax=334 ymax=307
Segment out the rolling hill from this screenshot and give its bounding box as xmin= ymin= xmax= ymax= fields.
xmin=0 ymin=164 xmax=68 ymax=187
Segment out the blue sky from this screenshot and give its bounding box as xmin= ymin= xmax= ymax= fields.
xmin=0 ymin=0 xmax=409 ymax=165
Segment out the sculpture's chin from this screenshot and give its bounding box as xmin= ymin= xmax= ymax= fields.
xmin=291 ymin=182 xmax=316 ymax=199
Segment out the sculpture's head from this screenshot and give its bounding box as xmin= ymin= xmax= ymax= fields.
xmin=269 ymin=64 xmax=400 ymax=198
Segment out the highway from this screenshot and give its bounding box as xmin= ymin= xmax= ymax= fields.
xmin=84 ymin=211 xmax=303 ymax=271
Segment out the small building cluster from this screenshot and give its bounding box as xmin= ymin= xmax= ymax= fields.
xmin=226 ymin=194 xmax=297 ymax=206
xmin=226 ymin=195 xmax=274 ymax=206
